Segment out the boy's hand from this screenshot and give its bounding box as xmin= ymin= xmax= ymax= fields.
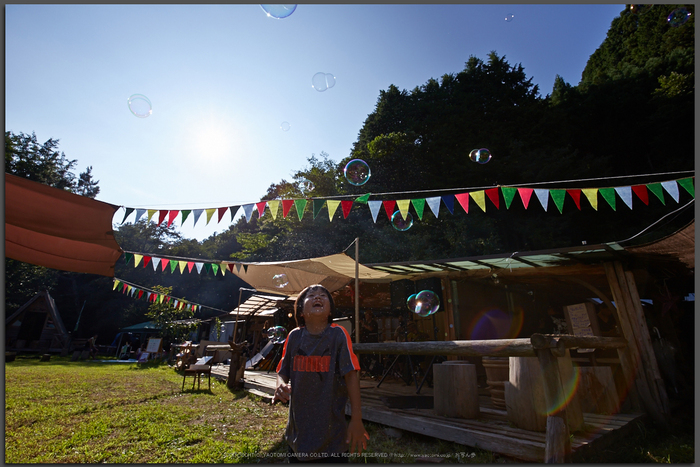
xmin=346 ymin=418 xmax=369 ymax=454
xmin=273 ymin=382 xmax=291 ymax=404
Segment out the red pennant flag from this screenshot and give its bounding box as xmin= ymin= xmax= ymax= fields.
xmin=143 ymin=256 xmax=152 ymax=268
xmin=167 ymin=210 xmax=179 ymax=227
xmin=161 ymin=258 xmax=170 ymax=271
xmin=165 ymin=296 xmax=171 ymax=303
xmin=226 ymin=263 xmax=235 ymax=273
xmin=282 ymin=199 xmax=294 ymax=218
xmin=382 ymin=200 xmax=396 ymax=220
xmin=122 ymin=283 xmax=128 ymax=293
xmin=485 ymin=188 xmax=500 ymax=209
xmin=341 ymin=200 xmax=353 ymax=219
xmin=455 ymin=193 xmax=470 ymax=213
xmin=158 ymin=210 xmax=168 ymax=225
xmin=517 ymin=188 xmax=533 ymax=209
xmin=217 ymin=207 xmax=228 ymax=223
xmin=632 ymin=185 xmax=649 ymax=205
xmin=137 ymin=290 xmax=144 ymax=299
xmin=566 ymin=189 xmax=582 ymax=210
xmin=187 ymin=262 xmax=195 ymax=273
xmin=256 ymin=202 xmax=267 ymax=217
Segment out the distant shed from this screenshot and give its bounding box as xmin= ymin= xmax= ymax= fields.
xmin=6 ymin=290 xmax=70 ymax=353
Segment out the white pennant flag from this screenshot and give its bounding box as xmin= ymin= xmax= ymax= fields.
xmin=368 ymin=201 xmax=382 ymax=223
xmin=192 ymin=209 xmax=204 ymax=226
xmin=151 ymin=257 xmax=161 ymax=271
xmin=661 ymin=181 xmax=680 ymax=202
xmin=134 ymin=209 xmax=147 ymax=223
xmin=534 ymin=189 xmax=549 ymax=211
xmin=242 ymin=204 xmax=255 ymax=222
xmin=195 ymin=262 xmax=204 ymax=274
xmin=426 ymin=197 xmax=441 ymax=218
xmin=615 ymin=186 xmax=633 ymax=209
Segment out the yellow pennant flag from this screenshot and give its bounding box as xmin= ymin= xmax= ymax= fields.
xmin=396 ymin=199 xmax=411 ymax=219
xmin=582 ymin=188 xmax=598 ymax=210
xmin=112 ymin=280 xmax=119 ymax=290
xmin=327 ymin=200 xmax=341 ymax=221
xmin=178 ymin=261 xmax=187 ymax=273
xmin=220 ymin=263 xmax=226 ymax=275
xmin=471 ymin=191 xmax=487 ymax=212
xmin=159 ymin=295 xmax=164 ymax=303
xmin=205 ymin=208 xmax=216 ymax=225
xmin=147 ymin=209 xmax=158 ymax=223
xmin=133 ymin=254 xmax=143 ymax=267
xmin=268 ymin=200 xmax=280 ymax=219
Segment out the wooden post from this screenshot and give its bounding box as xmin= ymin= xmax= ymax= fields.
xmin=534 ymin=347 xmax=571 ymax=463
xmin=441 ymin=277 xmax=457 ymax=341
xmin=355 ymin=237 xmax=360 ymax=344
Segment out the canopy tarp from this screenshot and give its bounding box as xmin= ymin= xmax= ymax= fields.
xmin=5 ymin=173 xmax=123 ymax=277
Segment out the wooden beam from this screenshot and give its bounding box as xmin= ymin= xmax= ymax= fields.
xmin=535 ymin=348 xmax=572 ymax=463
xmin=530 ymin=334 xmax=627 ymax=353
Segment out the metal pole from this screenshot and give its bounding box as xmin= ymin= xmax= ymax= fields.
xmin=355 ymin=237 xmax=360 ymax=344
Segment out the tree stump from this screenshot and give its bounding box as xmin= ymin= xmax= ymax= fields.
xmin=227 ymin=342 xmax=247 ymax=390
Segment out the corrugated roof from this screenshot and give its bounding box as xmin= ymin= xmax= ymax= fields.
xmin=228 ymin=293 xmax=292 ymax=318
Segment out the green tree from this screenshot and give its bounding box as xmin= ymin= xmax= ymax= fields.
xmin=145 ymin=285 xmax=197 ymax=349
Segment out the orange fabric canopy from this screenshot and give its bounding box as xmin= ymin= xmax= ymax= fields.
xmin=5 ymin=173 xmax=123 ymax=277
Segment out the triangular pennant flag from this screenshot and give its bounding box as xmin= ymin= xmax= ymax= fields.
xmin=312 ymin=199 xmax=326 ymax=219
xmin=204 ymin=263 xmax=212 ymax=273
xmin=426 ymin=197 xmax=441 ymax=218
xmin=159 ymin=295 xmax=164 ymax=304
xmin=161 ymin=258 xmax=170 ymax=272
xmin=550 ymin=189 xmax=566 ymax=214
xmin=268 ymin=200 xmax=280 ymax=219
xmin=632 ymin=185 xmax=649 ymax=205
xmin=599 ymin=188 xmax=617 ymax=211
xmin=124 ymin=252 xmax=133 ymax=265
xmin=566 ymin=189 xmax=582 ymax=210
xmin=187 ymin=262 xmax=195 ymax=273
xmin=126 ymin=285 xmax=133 ymax=295
xmin=411 ymin=198 xmax=426 ymax=220
xmin=501 ymin=187 xmax=517 ymax=209
xmin=195 ymin=262 xmax=204 ymax=274
xmin=471 ymin=191 xmax=487 ymax=212
xmin=243 ymin=264 xmax=248 ymax=274
xmin=122 ymin=283 xmax=128 ymax=293
xmin=158 ymin=210 xmax=168 ymax=225
xmin=169 ymin=260 xmax=178 ymax=273
xmin=147 ymin=209 xmax=158 ymax=223
xmin=167 ymin=210 xmax=179 ymax=228
xmin=440 ymin=195 xmax=454 ymax=215
xmin=146 ymin=292 xmax=151 ymax=301
xmin=341 ymin=200 xmax=353 ymax=219
xmin=661 ymin=181 xmax=680 ymax=203
xmin=396 ymin=199 xmax=411 ymax=219
xmin=647 ymin=183 xmax=665 ymax=205
xmin=192 ymin=209 xmax=204 ymax=226
xmin=294 ymin=199 xmax=307 ymax=220
xmin=226 ymin=263 xmax=235 ymax=273
xmin=112 ymin=280 xmax=119 ymax=290
xmin=121 ymin=207 xmax=134 ymax=224
xmin=534 ymin=189 xmax=549 ymax=211
xmin=205 ymin=208 xmax=216 ymax=225
xmin=517 ymin=188 xmax=533 ymax=209
xmin=134 ymin=209 xmax=147 ymax=223
xmin=152 ymin=257 xmax=161 ymax=271
xmin=256 ymin=201 xmax=267 ymax=217
xmin=178 ymin=261 xmax=187 ymax=273
xmin=326 ymin=200 xmax=340 ymax=221
xmin=133 ymin=254 xmax=143 ymax=268
xmin=455 ymin=193 xmax=470 ymax=213
xmin=582 ymin=189 xmax=599 ymax=210
xmin=172 ymin=299 xmax=178 ymax=308
xmin=137 ymin=290 xmax=144 ymax=300
xmin=615 ymin=186 xmax=633 ymax=209
xmin=242 ymin=204 xmax=255 ymax=222
xmin=217 ymin=207 xmax=228 ymax=223
xmin=485 ymin=188 xmax=499 ymax=209
xmin=355 ymin=193 xmax=371 ymax=204
xmin=181 ymin=210 xmax=191 ymax=225
xmin=282 ymin=200 xmax=294 ymax=218
xmin=677 ymin=177 xmax=695 ymax=198
xmin=220 ymin=263 xmax=226 ymax=275
xmin=229 ymin=205 xmax=241 ymax=221
xmin=235 ymin=263 xmax=242 ymax=273
xmin=368 ymin=201 xmax=382 ymax=222
xmin=211 ymin=263 xmax=220 ymax=275
xmin=382 ymin=200 xmax=397 ymax=220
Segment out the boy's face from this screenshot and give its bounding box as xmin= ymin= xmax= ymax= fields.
xmin=302 ymin=287 xmax=331 ymax=320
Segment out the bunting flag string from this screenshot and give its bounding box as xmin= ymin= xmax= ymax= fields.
xmin=118 ymin=175 xmax=694 ymax=228
xmin=121 ymin=250 xmax=256 ymax=279
xmin=112 ymin=277 xmax=229 ymax=315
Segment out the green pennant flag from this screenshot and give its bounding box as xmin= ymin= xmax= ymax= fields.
xmin=647 ymin=183 xmax=665 ymax=205
xmin=124 ymin=253 xmax=133 ymax=265
xmin=312 ymin=199 xmax=326 ymax=219
xmin=169 ymin=260 xmax=178 ymax=273
xmin=181 ymin=210 xmax=192 ymax=225
xmin=501 ymin=187 xmax=517 ymax=209
xmin=121 ymin=207 xmax=134 ymax=224
xmin=411 ymin=198 xmax=426 ymax=220
xmin=677 ymin=178 xmax=695 ymax=198
xmin=599 ymin=188 xmax=617 ymax=210
xmin=204 ymin=263 xmax=212 ymax=274
xmin=211 ymin=263 xmax=219 ymax=275
xmin=550 ymin=189 xmax=566 ymax=214
xmin=355 ymin=193 xmax=371 ymax=204
xmin=294 ymin=199 xmax=307 ymax=221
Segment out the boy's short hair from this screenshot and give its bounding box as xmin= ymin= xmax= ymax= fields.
xmin=294 ymin=284 xmax=335 ymax=327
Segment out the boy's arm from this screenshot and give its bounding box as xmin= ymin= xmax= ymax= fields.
xmin=344 ymin=370 xmax=369 ymax=453
xmin=273 ymin=374 xmax=291 ymax=403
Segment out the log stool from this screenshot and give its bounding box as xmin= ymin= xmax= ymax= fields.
xmin=434 ymin=361 xmax=480 ymax=419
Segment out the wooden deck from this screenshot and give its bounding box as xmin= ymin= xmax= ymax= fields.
xmin=215 ymin=367 xmax=646 ymax=463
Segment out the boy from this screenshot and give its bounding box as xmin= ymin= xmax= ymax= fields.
xmin=274 ymin=284 xmax=369 ymax=462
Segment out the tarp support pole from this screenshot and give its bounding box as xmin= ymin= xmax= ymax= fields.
xmin=355 ymin=237 xmax=360 ymax=344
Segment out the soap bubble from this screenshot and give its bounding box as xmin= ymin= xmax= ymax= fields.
xmin=280 ymin=121 xmax=291 ymax=131
xmin=272 ymin=273 xmax=289 ymax=288
xmin=391 ymin=211 xmax=413 ymax=231
xmin=267 ymin=326 xmax=288 ymax=344
xmin=260 ymin=4 xmax=297 ymax=19
xmin=469 ymin=148 xmax=492 ymax=164
xmin=667 ymin=8 xmax=691 ymax=27
xmin=312 ymin=72 xmax=336 ymax=92
xmin=413 ymin=290 xmax=440 ymax=317
xmin=406 ymin=293 xmax=417 ymax=312
xmin=505 ymin=14 xmax=514 ymax=22
xmin=344 ymin=159 xmax=371 ymax=186
xmin=299 ymin=178 xmax=315 ymax=193
xmin=128 ymin=94 xmax=152 ymax=118
xmin=630 ymin=4 xmax=647 ymax=14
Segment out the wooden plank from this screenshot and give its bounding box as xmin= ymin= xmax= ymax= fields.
xmin=535 ymin=348 xmax=572 ymax=463
xmin=353 ymin=339 xmax=537 ymax=357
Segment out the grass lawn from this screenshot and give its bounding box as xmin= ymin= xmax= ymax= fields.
xmin=5 ymin=355 xmax=694 ymax=463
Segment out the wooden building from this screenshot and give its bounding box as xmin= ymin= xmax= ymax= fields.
xmin=6 ymin=290 xmax=71 ymax=353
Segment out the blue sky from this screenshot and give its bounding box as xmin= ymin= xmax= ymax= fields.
xmin=5 ymin=4 xmax=625 ymax=241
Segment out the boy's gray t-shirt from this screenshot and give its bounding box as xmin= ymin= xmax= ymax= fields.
xmin=276 ymin=324 xmax=361 ymax=458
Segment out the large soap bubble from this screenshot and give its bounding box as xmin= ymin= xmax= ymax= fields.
xmin=280 ymin=121 xmax=291 ymax=131
xmin=260 ymin=5 xmax=297 ymax=19
xmin=344 ymin=159 xmax=371 ymax=186
xmin=413 ymin=290 xmax=440 ymax=317
xmin=667 ymin=8 xmax=691 ymax=27
xmin=406 ymin=293 xmax=417 ymax=312
xmin=391 ymin=211 xmax=413 ymax=231
xmin=267 ymin=326 xmax=288 ymax=344
xmin=299 ymin=178 xmax=315 ymax=193
xmin=469 ymin=148 xmax=492 ymax=164
xmin=128 ymin=94 xmax=152 ymax=118
xmin=272 ymin=273 xmax=289 ymax=288
xmin=312 ymin=72 xmax=336 ymax=92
